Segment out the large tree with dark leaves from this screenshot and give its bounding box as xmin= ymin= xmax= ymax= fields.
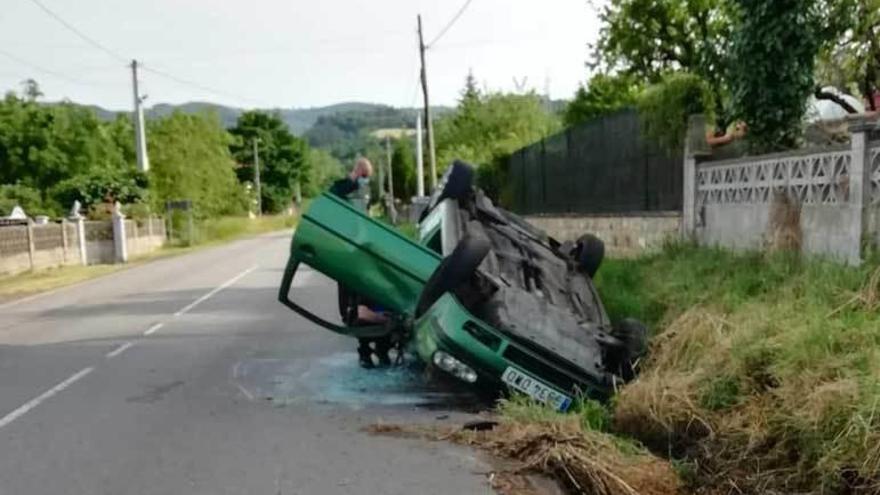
xmin=591 ymin=0 xmax=734 ymax=129
xmin=229 ymin=111 xmax=310 ymax=214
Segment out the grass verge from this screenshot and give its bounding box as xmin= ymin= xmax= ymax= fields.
xmin=592 ymin=243 xmax=880 ymax=493
xmin=368 ymin=396 xmax=680 ymax=495
xmin=0 ymin=214 xmax=296 ymax=302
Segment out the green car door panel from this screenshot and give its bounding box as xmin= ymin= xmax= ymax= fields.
xmin=284 ymin=193 xmax=441 ymax=315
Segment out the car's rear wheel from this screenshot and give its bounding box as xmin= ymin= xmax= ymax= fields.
xmin=575 ymin=233 xmax=604 ymax=278
xmin=419 ymin=161 xmax=475 ymax=223
xmin=415 ymin=228 xmax=490 ymax=317
xmin=609 ymin=318 xmax=648 ymax=381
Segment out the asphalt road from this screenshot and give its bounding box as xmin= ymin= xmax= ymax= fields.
xmin=0 ymin=232 xmax=494 ymax=495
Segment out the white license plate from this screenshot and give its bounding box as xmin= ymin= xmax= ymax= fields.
xmin=501 ymin=367 xmax=572 ymax=412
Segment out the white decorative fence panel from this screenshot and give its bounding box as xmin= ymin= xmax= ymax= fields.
xmin=696 ymin=148 xmax=853 ymax=211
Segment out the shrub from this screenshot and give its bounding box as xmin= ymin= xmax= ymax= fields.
xmin=637 ymin=72 xmax=713 ymax=153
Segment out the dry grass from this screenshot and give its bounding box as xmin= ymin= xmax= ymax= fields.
xmin=368 ymin=414 xmax=680 ymax=495
xmin=599 ymin=247 xmax=880 ymax=494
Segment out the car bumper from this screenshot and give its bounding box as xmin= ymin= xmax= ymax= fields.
xmin=412 ymin=293 xmax=611 ymax=403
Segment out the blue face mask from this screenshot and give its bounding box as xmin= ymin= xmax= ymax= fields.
xmin=357 ymin=177 xmax=370 ymax=188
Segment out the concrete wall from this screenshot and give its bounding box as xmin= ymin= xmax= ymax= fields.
xmin=84 ymin=221 xmax=115 ymax=265
xmin=687 ymin=119 xmax=880 ymax=265
xmin=126 ymin=218 xmax=166 ymax=258
xmin=698 ymin=202 xmax=862 ymax=263
xmin=0 ymin=216 xmax=165 ymax=276
xmin=0 ymin=222 xmax=84 ymax=276
xmin=869 ymin=140 xmax=880 ymax=246
xmin=525 ymin=212 xmax=681 ymax=257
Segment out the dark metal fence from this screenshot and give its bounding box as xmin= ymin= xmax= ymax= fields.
xmin=506 ymin=109 xmax=682 ymax=215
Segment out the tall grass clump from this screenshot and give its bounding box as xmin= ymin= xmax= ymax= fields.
xmin=595 ymin=243 xmax=880 ymax=493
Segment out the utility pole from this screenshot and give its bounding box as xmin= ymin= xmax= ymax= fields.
xmin=417 ymin=14 xmax=437 ymax=190
xmin=385 ymin=135 xmax=397 ymax=223
xmin=130 ymin=60 xmax=149 ymax=173
xmin=385 ymin=136 xmax=395 ymax=200
xmin=415 ymin=112 xmax=425 ymax=197
xmin=253 ymin=137 xmax=261 ymax=216
xmin=377 ymin=141 xmax=385 ymax=201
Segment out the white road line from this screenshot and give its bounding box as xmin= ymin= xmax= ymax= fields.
xmin=235 ymin=383 xmax=255 ymax=401
xmin=174 ymin=265 xmax=259 ymax=317
xmin=106 ymin=341 xmax=135 ymax=358
xmin=143 ymin=322 xmax=164 ymax=336
xmin=0 ymin=367 xmax=94 ymax=430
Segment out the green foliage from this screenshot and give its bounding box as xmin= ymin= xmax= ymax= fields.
xmin=0 ymin=86 xmax=130 ymax=215
xmin=0 ymin=184 xmax=43 ymax=216
xmin=600 ymin=244 xmax=880 ymax=490
xmin=637 ymin=72 xmax=713 ymax=152
xmin=303 ymin=148 xmax=345 ymax=198
xmin=698 ymin=375 xmax=741 ymax=410
xmin=228 ymin=110 xmax=310 ymax=214
xmin=815 ymin=0 xmax=880 ymax=108
xmin=435 ymin=75 xmax=559 ymax=203
xmin=435 ymin=81 xmax=559 ymax=170
xmin=50 ymin=168 xmax=148 ymax=213
xmin=563 ymin=73 xmax=641 ymax=126
xmin=592 ymin=0 xmax=734 ymax=128
xmin=390 ymin=136 xmax=416 ymax=200
xmin=728 ymin=0 xmax=823 ymax=151
xmin=305 ymin=105 xmax=422 ymax=163
xmin=148 ymin=111 xmax=247 ymax=218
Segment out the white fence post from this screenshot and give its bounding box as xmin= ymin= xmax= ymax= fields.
xmin=112 ymin=202 xmax=128 ymax=263
xmin=60 ymin=218 xmax=68 ymax=263
xmin=849 ymin=118 xmax=874 ymax=258
xmin=25 ymin=219 xmax=35 ymax=271
xmin=682 ymin=150 xmax=697 ymax=238
xmin=69 ymin=202 xmax=87 ymax=266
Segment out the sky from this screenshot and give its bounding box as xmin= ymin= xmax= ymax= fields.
xmin=0 ymin=0 xmax=604 ymax=111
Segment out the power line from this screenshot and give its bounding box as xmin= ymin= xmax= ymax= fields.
xmin=427 ymin=0 xmax=475 ymax=48
xmin=25 ymin=0 xmax=128 ymax=63
xmin=24 ymin=0 xmax=267 ymax=107
xmin=0 ymin=48 xmax=93 ymax=85
xmin=140 ymin=64 xmax=271 ymax=107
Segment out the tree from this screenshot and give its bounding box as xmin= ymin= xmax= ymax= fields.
xmin=591 ymin=0 xmax=733 ymax=129
xmin=0 ymin=87 xmax=130 ymax=215
xmin=147 ymin=111 xmax=246 ymax=217
xmin=20 ymin=79 xmax=42 ymax=101
xmin=816 ymin=0 xmax=880 ymax=109
xmin=390 ymin=137 xmax=416 ymax=200
xmin=228 ymin=110 xmax=310 ymax=213
xmin=434 ymin=86 xmax=559 ymax=171
xmin=303 ymin=148 xmax=344 ymax=197
xmin=728 ymin=0 xmax=824 ymax=151
xmin=637 ymin=72 xmax=713 ymax=152
xmin=0 ymin=184 xmax=42 ymax=216
xmin=563 ymin=73 xmax=641 ymax=126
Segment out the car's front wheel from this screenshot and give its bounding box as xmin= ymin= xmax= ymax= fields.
xmin=608 ymin=318 xmax=648 ymax=381
xmin=574 ymin=233 xmax=605 ymax=278
xmin=415 ymin=229 xmax=490 ymax=317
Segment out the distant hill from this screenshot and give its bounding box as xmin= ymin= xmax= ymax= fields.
xmin=86 ymin=101 xmax=452 ymax=135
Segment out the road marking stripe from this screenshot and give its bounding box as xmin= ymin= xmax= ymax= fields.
xmin=174 ymin=265 xmax=258 ymax=317
xmin=143 ymin=322 xmax=163 ymax=336
xmin=106 ymin=341 xmax=135 ymax=358
xmin=0 ymin=367 xmax=94 ymax=430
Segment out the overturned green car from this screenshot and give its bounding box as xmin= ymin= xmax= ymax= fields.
xmin=279 ymin=161 xmax=647 ymax=410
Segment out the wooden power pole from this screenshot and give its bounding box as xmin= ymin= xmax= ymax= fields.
xmin=417 ymin=15 xmax=437 ymax=190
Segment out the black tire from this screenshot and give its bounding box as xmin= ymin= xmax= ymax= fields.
xmin=418 ymin=161 xmax=475 ymax=223
xmin=439 ymin=160 xmax=475 ymax=202
xmin=415 ymin=230 xmax=490 ymax=317
xmin=575 ymin=233 xmax=605 ymax=278
xmin=610 ymin=318 xmax=648 ymax=381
